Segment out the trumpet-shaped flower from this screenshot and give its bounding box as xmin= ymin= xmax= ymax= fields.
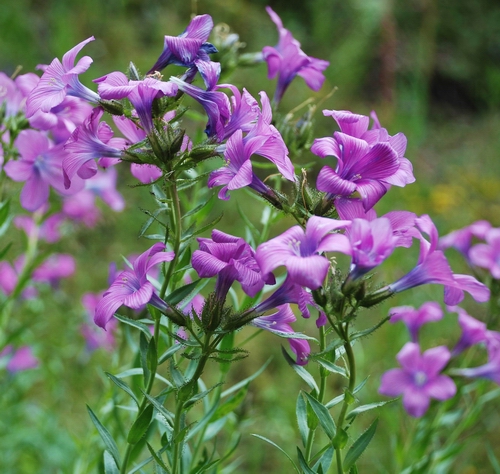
xmin=262 ymin=7 xmax=329 ymax=103
xmin=389 ymin=302 xmax=443 ymax=342
xmin=63 ymin=107 xmax=126 ymax=187
xmin=25 ymin=37 xmax=99 ymax=116
xmin=147 ymin=14 xmax=217 ymax=74
xmin=256 ymin=216 xmax=351 ymax=290
xmin=379 ymin=342 xmax=456 ymax=417
xmin=4 ymin=129 xmax=84 ymax=211
xmin=469 ymin=228 xmax=500 ymax=278
xmin=192 ymin=230 xmax=273 ymax=300
xmin=448 ymin=306 xmax=487 ymax=355
xmin=94 ymin=243 xmax=174 ymax=329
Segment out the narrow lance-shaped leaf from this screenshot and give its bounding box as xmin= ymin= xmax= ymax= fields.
xmin=127 ymin=404 xmax=154 ymax=445
xmin=343 ymin=418 xmax=379 ymax=471
xmin=140 ymin=331 xmax=151 ymax=386
xmin=87 ymin=405 xmax=121 ymax=468
xmin=103 ymin=450 xmax=120 ymax=474
xmin=282 ymin=346 xmax=319 ymax=393
xmin=296 ymin=447 xmax=316 ymax=474
xmin=105 ymin=372 xmax=139 ymax=407
xmin=303 ymin=391 xmax=336 ymax=439
xmin=251 ymin=434 xmax=300 ymax=474
xmin=296 ymin=393 xmax=309 ymax=447
xmin=346 ymin=399 xmax=397 ymax=422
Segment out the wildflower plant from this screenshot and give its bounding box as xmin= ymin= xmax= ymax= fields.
xmin=1 ymin=6 xmax=500 ymax=474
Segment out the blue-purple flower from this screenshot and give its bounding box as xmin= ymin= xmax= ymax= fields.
xmin=379 ymin=342 xmax=456 ymax=417
xmin=469 ymin=228 xmax=500 ymax=279
xmin=262 ymin=7 xmax=329 ymax=104
xmin=148 ymin=14 xmax=217 ymax=74
xmin=94 ymin=243 xmax=174 ymax=329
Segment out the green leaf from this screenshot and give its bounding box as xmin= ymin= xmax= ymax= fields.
xmin=487 ymin=444 xmax=500 ymax=474
xmin=343 ymin=418 xmax=378 ymax=471
xmin=105 ymin=372 xmax=139 ymax=407
xmin=181 ymin=213 xmax=223 ymax=242
xmin=147 ymin=336 xmax=157 ymax=376
xmin=181 ymin=194 xmax=214 ymax=220
xmin=140 ymin=332 xmax=151 ymax=386
xmin=296 ymin=447 xmax=316 ymax=474
xmin=350 ymin=317 xmax=389 ymax=342
xmin=0 ymin=200 xmax=10 ymax=226
xmin=127 ymin=404 xmax=154 ymax=444
xmin=346 ymin=399 xmax=397 ymax=421
xmin=296 ymin=393 xmax=309 ymax=447
xmin=312 ymin=446 xmax=334 ymax=474
xmin=114 ymin=314 xmax=152 ymax=339
xmin=158 ymin=343 xmax=183 ymax=364
xmin=213 ymin=385 xmax=248 ymax=421
xmin=146 ymin=442 xmax=170 ymax=471
xmin=221 ymin=358 xmax=272 ymax=398
xmin=281 ymin=346 xmax=319 ymax=393
xmin=87 ymin=405 xmax=121 ymax=468
xmin=0 ymin=242 xmax=12 ymax=260
xmin=142 ymin=392 xmax=174 ymax=428
xmin=303 ymin=392 xmax=336 ymax=439
xmin=184 ymin=382 xmax=223 ymax=410
xmin=169 ymin=359 xmax=186 ymax=388
xmin=251 ymin=434 xmax=300 ymax=474
xmin=103 ymin=450 xmax=120 ymax=474
xmin=165 ymin=278 xmax=207 ymax=306
xmin=315 ymin=357 xmax=348 ymax=378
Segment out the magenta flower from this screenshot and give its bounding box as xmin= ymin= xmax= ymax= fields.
xmin=147 ymin=14 xmax=217 ymax=74
xmin=14 ymin=213 xmax=64 ymax=244
xmin=469 ymin=228 xmax=500 ymax=278
xmin=4 ymin=129 xmax=84 ymax=211
xmin=192 ymin=229 xmax=274 ymax=300
xmin=63 ymin=107 xmax=126 ymax=187
xmin=25 ymin=37 xmax=99 ymax=116
xmin=389 ymin=302 xmax=443 ymax=342
xmin=262 ymin=7 xmax=329 ymax=104
xmin=256 ymin=216 xmax=351 ymax=290
xmin=94 ymin=243 xmax=174 ymax=329
xmin=252 ymin=304 xmax=310 ymax=365
xmin=312 ymin=110 xmax=414 ymax=211
xmin=0 ymin=345 xmax=39 ymax=373
xmin=379 ymin=342 xmax=456 ymax=417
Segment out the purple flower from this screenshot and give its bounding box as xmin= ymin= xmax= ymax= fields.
xmin=81 ymin=292 xmax=117 ymax=351
xmin=25 ymin=37 xmax=99 ymax=116
xmin=379 ymin=342 xmax=456 ymax=417
xmin=345 ymin=217 xmax=399 ymax=281
xmin=63 ymin=107 xmax=126 ymax=188
xmin=208 ymin=123 xmax=293 ymax=200
xmin=453 ymin=331 xmax=500 ymax=384
xmin=4 ymin=129 xmax=84 ymax=211
xmin=192 ymin=230 xmax=274 ymax=301
xmin=32 ymin=254 xmax=76 ymax=286
xmin=14 ymin=212 xmax=64 ymax=244
xmin=387 ymin=215 xmax=489 ymax=305
xmin=448 ymin=306 xmax=487 ymax=356
xmin=0 ymin=345 xmax=39 ymax=373
xmin=389 ymin=302 xmax=443 ymax=342
xmin=312 ymin=110 xmax=414 ymax=211
xmin=469 ymin=228 xmax=500 ymax=278
xmin=169 ymin=69 xmax=231 ymax=140
xmin=94 ymin=72 xmax=178 ymax=134
xmin=147 ymin=14 xmax=217 ymax=74
xmin=252 ymin=304 xmax=310 ymax=365
xmin=439 ymin=220 xmax=491 ymax=259
xmin=255 ymin=216 xmax=351 ymax=290
xmin=262 ymin=7 xmax=329 ymax=104
xmin=95 ymin=243 xmax=174 ymax=329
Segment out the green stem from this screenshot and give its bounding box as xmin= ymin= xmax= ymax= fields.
xmin=335 ymin=323 xmax=356 ymax=474
xmin=120 ymin=317 xmax=162 ymax=474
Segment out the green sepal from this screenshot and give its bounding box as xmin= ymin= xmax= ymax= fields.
xmin=127 ymin=404 xmax=154 ymax=445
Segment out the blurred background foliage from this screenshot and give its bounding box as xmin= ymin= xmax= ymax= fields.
xmin=1 ymin=0 xmax=500 ymax=472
